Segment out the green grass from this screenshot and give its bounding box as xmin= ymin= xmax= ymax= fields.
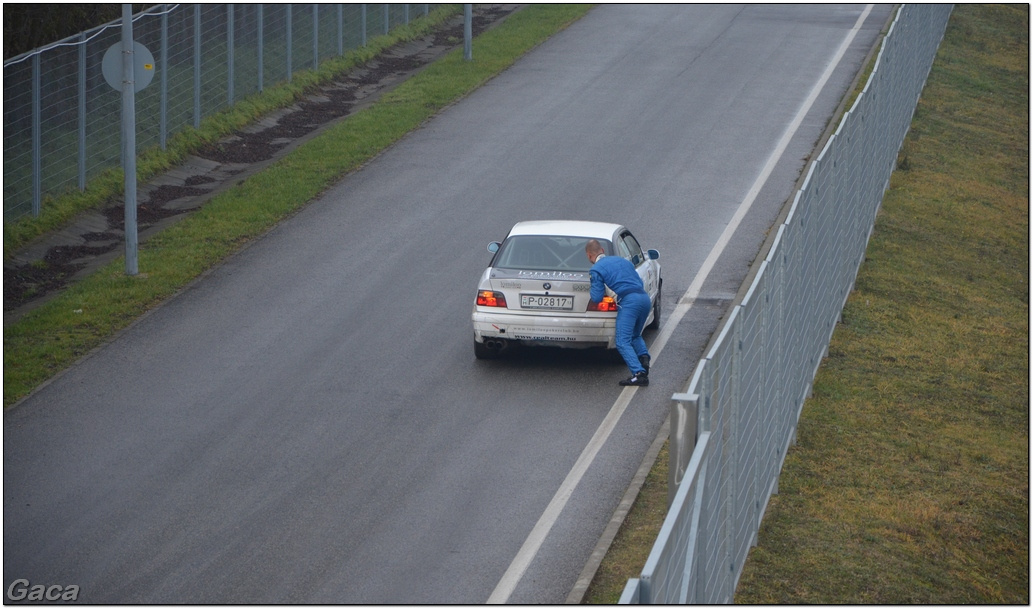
xmin=587 ymin=4 xmax=1028 ymax=604
xmin=3 ymin=4 xmax=594 ymax=407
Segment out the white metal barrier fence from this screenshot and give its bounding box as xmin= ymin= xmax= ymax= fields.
xmin=620 ymin=4 xmax=953 ymax=604
xmin=3 ymin=4 xmax=434 ymax=221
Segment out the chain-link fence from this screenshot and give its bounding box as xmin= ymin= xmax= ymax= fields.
xmin=3 ymin=4 xmax=433 ymax=222
xmin=620 ymin=4 xmax=954 ymax=604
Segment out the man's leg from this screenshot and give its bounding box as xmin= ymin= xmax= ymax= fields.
xmin=616 ymin=295 xmax=652 ymax=386
xmin=626 ymin=293 xmax=651 ymax=359
xmin=624 ymin=294 xmax=652 ymax=374
xmin=614 ymin=307 xmax=645 ymax=375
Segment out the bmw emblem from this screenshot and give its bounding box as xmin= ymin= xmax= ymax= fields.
xmin=543 ymin=282 xmax=551 ymax=290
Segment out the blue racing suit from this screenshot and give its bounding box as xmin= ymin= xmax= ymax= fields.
xmin=589 ymin=254 xmax=651 ymax=375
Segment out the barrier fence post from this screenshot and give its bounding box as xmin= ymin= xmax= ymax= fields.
xmin=121 ymin=4 xmax=139 ymax=276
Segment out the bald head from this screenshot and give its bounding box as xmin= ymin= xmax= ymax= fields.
xmin=585 ymin=239 xmax=605 ymax=264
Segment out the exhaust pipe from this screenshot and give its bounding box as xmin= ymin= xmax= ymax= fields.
xmin=485 ymin=338 xmax=508 ymax=351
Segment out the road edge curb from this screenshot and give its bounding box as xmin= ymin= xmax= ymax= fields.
xmin=565 ymin=415 xmax=670 ymax=604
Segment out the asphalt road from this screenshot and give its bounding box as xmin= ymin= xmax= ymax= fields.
xmin=4 ymin=5 xmax=892 ymax=604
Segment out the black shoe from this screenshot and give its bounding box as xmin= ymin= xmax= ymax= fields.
xmin=639 ymin=354 xmax=651 ymax=372
xmin=619 ymin=371 xmax=649 ymax=387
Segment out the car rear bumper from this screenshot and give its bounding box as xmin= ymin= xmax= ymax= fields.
xmin=472 ymin=309 xmax=616 ymax=349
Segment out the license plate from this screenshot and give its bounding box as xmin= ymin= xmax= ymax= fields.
xmin=520 ymin=294 xmax=574 ymax=310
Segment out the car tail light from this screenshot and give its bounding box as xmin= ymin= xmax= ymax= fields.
xmin=477 ymin=290 xmax=507 ymax=308
xmin=588 ymin=296 xmax=617 ymax=312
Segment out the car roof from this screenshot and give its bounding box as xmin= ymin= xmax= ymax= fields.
xmin=507 ymin=220 xmax=622 ymax=240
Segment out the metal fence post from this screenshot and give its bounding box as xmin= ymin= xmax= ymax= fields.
xmin=465 ymin=4 xmax=473 ymax=61
xmin=160 ymin=6 xmax=168 ymax=149
xmin=121 ymin=4 xmax=138 ymax=276
xmin=312 ymin=5 xmax=319 ymax=70
xmin=257 ymin=4 xmax=264 ymax=92
xmin=227 ymin=5 xmax=235 ymax=105
xmin=193 ymin=4 xmax=201 ymax=128
xmin=725 ymin=310 xmax=742 ymax=601
xmin=32 ymin=52 xmax=41 ymax=217
xmin=286 ymin=5 xmax=293 ymax=82
xmin=337 ymin=5 xmax=344 ymax=56
xmin=78 ymin=31 xmax=87 ymax=191
xmin=669 ymin=389 xmax=699 ymax=506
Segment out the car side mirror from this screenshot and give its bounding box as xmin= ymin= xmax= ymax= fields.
xmin=487 ymin=241 xmax=501 ymax=254
xmin=647 ymin=249 xmax=659 ymax=260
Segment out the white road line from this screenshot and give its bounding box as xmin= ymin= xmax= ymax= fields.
xmin=487 ymin=5 xmax=874 ymax=603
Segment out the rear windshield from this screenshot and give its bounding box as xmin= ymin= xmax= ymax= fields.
xmin=492 ymin=235 xmax=613 ymax=272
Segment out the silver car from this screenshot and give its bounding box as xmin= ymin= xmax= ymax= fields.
xmin=472 ymin=220 xmax=661 ymax=359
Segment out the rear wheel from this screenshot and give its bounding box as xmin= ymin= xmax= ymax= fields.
xmin=474 ymin=339 xmax=497 ymax=360
xmin=647 ymin=280 xmax=662 ymax=330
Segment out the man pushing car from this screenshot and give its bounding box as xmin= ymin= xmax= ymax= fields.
xmin=585 ymin=239 xmax=651 ymax=387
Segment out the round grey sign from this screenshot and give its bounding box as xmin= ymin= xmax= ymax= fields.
xmin=101 ymin=42 xmax=156 ymax=93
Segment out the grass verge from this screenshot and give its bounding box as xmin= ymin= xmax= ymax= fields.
xmin=585 ymin=4 xmax=1029 ymax=604
xmin=3 ymin=4 xmax=594 ymax=407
